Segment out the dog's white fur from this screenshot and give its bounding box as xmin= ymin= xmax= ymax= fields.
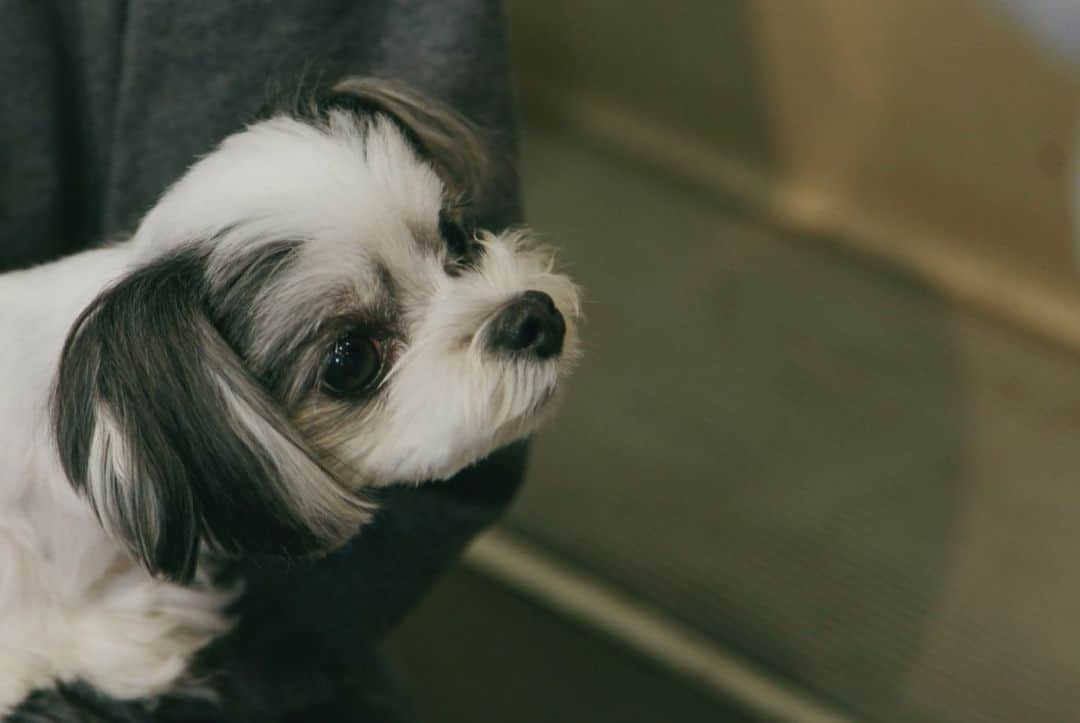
xmin=0 ymin=81 xmax=579 ymax=711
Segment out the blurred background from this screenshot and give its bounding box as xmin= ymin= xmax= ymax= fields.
xmin=387 ymin=3 xmax=1080 ymax=722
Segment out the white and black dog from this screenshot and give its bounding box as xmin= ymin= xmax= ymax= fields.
xmin=0 ymin=77 xmax=580 ymax=713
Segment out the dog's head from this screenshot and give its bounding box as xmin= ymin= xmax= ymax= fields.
xmin=52 ymin=78 xmax=581 ymax=583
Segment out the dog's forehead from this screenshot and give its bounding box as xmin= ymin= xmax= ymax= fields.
xmin=134 ymin=112 xmax=446 ymax=262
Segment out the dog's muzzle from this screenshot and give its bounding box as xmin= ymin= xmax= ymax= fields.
xmin=488 ymin=290 xmax=566 ymax=359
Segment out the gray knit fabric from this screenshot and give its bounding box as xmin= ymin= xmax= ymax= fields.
xmin=1 ymin=0 xmax=521 ymax=268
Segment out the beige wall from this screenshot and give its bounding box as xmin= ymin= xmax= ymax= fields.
xmin=508 ymin=0 xmax=1080 ymax=350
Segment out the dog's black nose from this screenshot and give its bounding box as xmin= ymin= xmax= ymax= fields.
xmin=489 ymin=290 xmax=565 ymax=358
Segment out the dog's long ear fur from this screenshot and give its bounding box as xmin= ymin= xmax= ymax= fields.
xmin=53 ymin=248 xmax=373 ymax=583
xmin=326 ymin=77 xmax=488 ymax=203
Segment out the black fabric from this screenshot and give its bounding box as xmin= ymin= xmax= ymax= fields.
xmin=2 ymin=1 xmax=523 ymax=720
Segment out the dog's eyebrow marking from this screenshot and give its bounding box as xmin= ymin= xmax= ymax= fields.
xmin=374 ymin=262 xmax=400 ymax=313
xmin=412 ymin=202 xmax=465 ymax=256
xmin=405 ymin=216 xmax=441 ymax=257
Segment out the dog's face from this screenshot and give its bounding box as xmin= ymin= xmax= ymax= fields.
xmin=52 ymin=79 xmax=580 ymax=582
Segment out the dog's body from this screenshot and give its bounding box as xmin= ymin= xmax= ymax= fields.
xmin=0 ymin=79 xmax=579 ymax=713
xmin=0 ymin=245 xmax=236 ymax=709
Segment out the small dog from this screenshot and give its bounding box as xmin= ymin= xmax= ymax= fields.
xmin=0 ymin=77 xmax=580 ymax=712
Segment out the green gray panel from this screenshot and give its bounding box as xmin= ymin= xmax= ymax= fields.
xmin=505 ymin=128 xmax=1080 ymax=723
xmin=386 ymin=566 xmax=753 ymax=723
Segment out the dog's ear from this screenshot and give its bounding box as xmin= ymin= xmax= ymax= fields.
xmin=326 ymin=77 xmax=488 ymax=203
xmin=52 ymin=249 xmax=373 ymax=583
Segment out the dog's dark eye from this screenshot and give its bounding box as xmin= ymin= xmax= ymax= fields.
xmin=439 ymin=210 xmax=470 ymax=261
xmin=322 ymin=331 xmax=381 ymax=397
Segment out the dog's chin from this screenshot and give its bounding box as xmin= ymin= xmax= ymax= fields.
xmin=395 ymin=378 xmax=563 ymax=486
xmin=472 ymin=380 xmax=566 ymax=469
